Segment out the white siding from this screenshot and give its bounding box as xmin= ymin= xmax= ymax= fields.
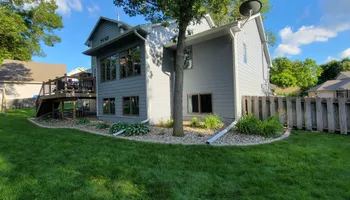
xmin=235 ymin=19 xmax=270 ymax=117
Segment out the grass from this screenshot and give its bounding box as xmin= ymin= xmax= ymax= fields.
xmin=0 ymin=109 xmax=350 ymax=199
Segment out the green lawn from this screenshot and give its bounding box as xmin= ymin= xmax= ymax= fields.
xmin=0 ymin=109 xmax=350 ymax=200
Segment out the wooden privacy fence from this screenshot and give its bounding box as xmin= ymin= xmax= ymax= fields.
xmin=242 ymin=96 xmax=350 ymax=135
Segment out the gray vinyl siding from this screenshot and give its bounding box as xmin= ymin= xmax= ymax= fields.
xmin=96 ymin=40 xmax=147 ymax=123
xmin=235 ymin=19 xmax=269 ymax=116
xmin=182 ymin=35 xmax=234 ymax=121
xmin=91 ymin=21 xmax=120 ymax=48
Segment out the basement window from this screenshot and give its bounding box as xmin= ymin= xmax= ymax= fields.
xmin=103 ymin=98 xmax=115 ymax=115
xmin=123 ymin=96 xmax=139 ymax=116
xmin=188 ymin=94 xmax=212 ymax=114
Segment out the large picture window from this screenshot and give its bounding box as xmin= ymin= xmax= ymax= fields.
xmin=188 ymin=94 xmax=212 ymax=114
xmin=100 ymin=55 xmax=117 ymax=82
xmin=103 ymin=98 xmax=115 ymax=115
xmin=123 ymin=96 xmax=139 ymax=116
xmin=120 ymin=46 xmax=141 ymax=78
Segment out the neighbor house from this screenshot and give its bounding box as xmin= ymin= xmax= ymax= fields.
xmin=0 ymin=59 xmax=66 ymax=109
xmin=83 ymin=14 xmax=272 ymax=124
xmin=308 ymin=71 xmax=350 ymax=98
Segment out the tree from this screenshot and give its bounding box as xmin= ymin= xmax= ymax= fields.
xmin=208 ymin=0 xmax=276 ymax=46
xmin=113 ymin=0 xmax=228 ymax=136
xmin=0 ymin=0 xmax=63 ymax=63
xmin=271 ymin=57 xmax=322 ymax=89
xmin=318 ymin=58 xmax=350 ymax=84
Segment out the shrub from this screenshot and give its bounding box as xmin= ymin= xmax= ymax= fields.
xmin=109 ymin=122 xmax=129 ymax=134
xmin=259 ymin=116 xmax=283 ymax=137
xmin=235 ymin=115 xmax=283 ymax=137
xmin=158 ymin=118 xmax=173 ymax=128
xmin=235 ymin=114 xmax=261 ymax=134
xmin=124 ymin=123 xmax=150 ymax=136
xmin=203 ymin=114 xmax=222 ymax=129
xmin=95 ymin=122 xmax=110 ymax=130
xmin=190 ymin=117 xmax=201 ymax=127
xmin=76 ymin=118 xmax=89 ymax=125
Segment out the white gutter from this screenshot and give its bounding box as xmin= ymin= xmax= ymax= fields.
xmin=134 ymin=30 xmax=146 ymax=41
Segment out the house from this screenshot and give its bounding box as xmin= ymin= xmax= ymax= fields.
xmin=82 ymin=14 xmax=272 ymax=124
xmin=308 ymin=72 xmax=350 ymax=98
xmin=0 ymin=59 xmax=66 ymax=109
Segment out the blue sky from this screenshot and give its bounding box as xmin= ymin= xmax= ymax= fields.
xmin=32 ymin=0 xmax=350 ymax=72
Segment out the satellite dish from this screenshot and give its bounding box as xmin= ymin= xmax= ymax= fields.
xmin=239 ymin=0 xmax=262 ymax=17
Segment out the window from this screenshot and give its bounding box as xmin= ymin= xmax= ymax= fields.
xmin=123 ymin=96 xmax=139 ymax=116
xmin=120 ymin=46 xmax=141 ymax=78
xmin=100 ymin=55 xmax=117 ymax=82
xmin=243 ymin=43 xmax=247 ymax=63
xmin=188 ymin=94 xmax=212 ymax=114
xmin=184 ymin=46 xmax=193 ymax=69
xmin=103 ymin=98 xmax=115 ymax=115
xmin=100 ymin=36 xmax=110 ymax=44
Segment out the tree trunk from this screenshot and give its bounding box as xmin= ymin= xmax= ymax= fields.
xmin=172 ymin=19 xmax=189 ymax=137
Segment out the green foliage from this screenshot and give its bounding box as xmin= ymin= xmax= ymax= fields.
xmin=158 ymin=118 xmax=174 ymax=128
xmin=318 ymin=58 xmax=350 ymax=84
xmin=76 ymin=118 xmax=89 ymax=125
xmin=124 ymin=123 xmax=150 ymax=136
xmin=190 ymin=117 xmax=201 ymax=127
xmin=109 ymin=122 xmax=129 ymax=134
xmin=235 ymin=114 xmax=261 ymax=134
xmin=95 ymin=123 xmax=110 ymax=130
xmin=236 ymin=115 xmax=283 ymax=138
xmin=203 ymin=114 xmax=222 ymax=129
xmin=0 ymin=0 xmax=63 ymax=63
xmin=271 ymin=57 xmax=322 ymax=89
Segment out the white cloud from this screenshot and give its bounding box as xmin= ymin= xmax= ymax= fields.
xmin=273 ymin=25 xmax=347 ymax=57
xmin=55 ymin=0 xmax=83 ymax=16
xmin=341 ymin=48 xmax=350 ymax=58
xmin=324 ymin=56 xmax=339 ymax=63
xmin=87 ymin=4 xmax=100 ymax=15
xmin=274 ymin=0 xmax=350 ymax=58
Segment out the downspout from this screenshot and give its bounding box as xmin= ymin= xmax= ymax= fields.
xmin=207 ymin=26 xmax=241 ymax=145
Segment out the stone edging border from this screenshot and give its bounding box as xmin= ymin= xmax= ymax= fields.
xmin=27 ymin=118 xmax=291 ymax=146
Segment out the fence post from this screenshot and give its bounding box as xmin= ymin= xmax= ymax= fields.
xmin=296 ymin=97 xmax=303 ymax=130
xmin=339 ymin=98 xmax=347 ymax=134
xmin=262 ymin=96 xmax=267 ymax=120
xmin=316 ymin=98 xmax=323 ymax=132
xmin=326 ymin=98 xmax=335 ymax=133
xmin=242 ymin=96 xmax=247 ymax=116
xmin=287 ymin=98 xmax=293 ymax=128
xmin=278 ymin=97 xmax=284 ymax=124
xmin=305 ymin=97 xmax=312 ymax=130
xmin=253 ymin=96 xmax=259 ymax=119
xmin=270 ymin=96 xmax=275 ymax=117
xmin=247 ymin=96 xmax=252 ymax=114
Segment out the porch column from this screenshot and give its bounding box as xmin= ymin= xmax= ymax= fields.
xmin=73 ymin=99 xmax=76 ymax=120
xmin=61 ymin=101 xmax=65 ymax=120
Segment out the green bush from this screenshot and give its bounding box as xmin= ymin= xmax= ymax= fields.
xmin=203 ymin=114 xmax=222 ymax=129
xmin=95 ymin=122 xmax=110 ymax=130
xmin=76 ymin=118 xmax=89 ymax=125
xmin=109 ymin=122 xmax=150 ymax=136
xmin=124 ymin=123 xmax=150 ymax=136
xmin=235 ymin=114 xmax=283 ymax=137
xmin=235 ymin=114 xmax=261 ymax=134
xmin=259 ymin=116 xmax=284 ymax=137
xmin=190 ymin=117 xmax=201 ymax=127
xmin=158 ymin=118 xmax=173 ymax=128
xmin=109 ymin=122 xmax=129 ymax=134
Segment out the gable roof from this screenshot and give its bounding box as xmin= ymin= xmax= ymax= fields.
xmin=336 ymin=71 xmax=350 ymax=80
xmin=0 ymin=59 xmax=66 ymax=83
xmin=84 ymin=16 xmax=133 ymax=46
xmin=308 ymin=79 xmax=350 ymax=92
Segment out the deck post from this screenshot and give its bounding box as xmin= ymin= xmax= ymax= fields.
xmin=51 ymin=102 xmax=55 ymax=118
xmin=48 ymin=79 xmax=51 ymax=95
xmin=61 ymin=101 xmax=65 ymax=120
xmin=73 ymin=98 xmax=76 ymax=120
xmin=64 ymin=73 xmax=68 ymax=92
xmin=42 ymin=82 xmax=45 ymax=96
xmin=56 ymin=78 xmax=59 ymax=94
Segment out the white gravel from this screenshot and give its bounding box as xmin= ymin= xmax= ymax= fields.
xmin=29 ymin=118 xmax=290 ymax=146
